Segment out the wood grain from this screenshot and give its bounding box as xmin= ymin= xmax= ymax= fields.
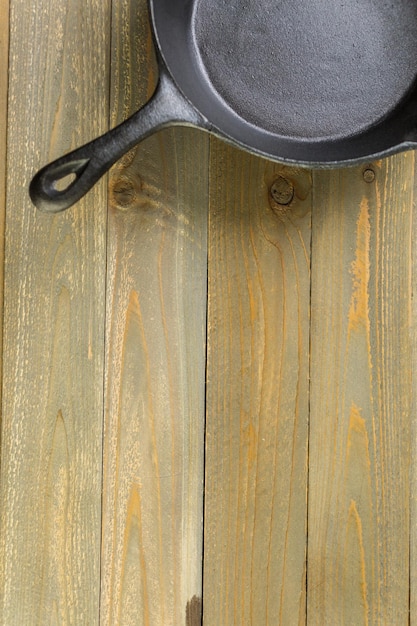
xmin=1 ymin=1 xmax=417 ymax=623
xmin=203 ymin=141 xmax=311 ymax=625
xmin=100 ymin=1 xmax=209 ymax=623
xmin=308 ymin=156 xmax=414 ymax=624
xmin=0 ymin=0 xmax=109 ymax=622
xmin=411 ymin=156 xmax=417 ymax=626
xmin=0 ymin=0 xmax=8 ymax=427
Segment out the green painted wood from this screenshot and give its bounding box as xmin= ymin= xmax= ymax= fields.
xmin=1 ymin=2 xmax=417 ymax=624
xmin=0 ymin=0 xmax=109 ymax=622
xmin=0 ymin=0 xmax=8 ymax=413
xmin=308 ymin=155 xmax=415 ymax=624
xmin=203 ymin=142 xmax=311 ymax=625
xmin=411 ymin=154 xmax=417 ymax=626
xmin=99 ymin=1 xmax=209 ymax=623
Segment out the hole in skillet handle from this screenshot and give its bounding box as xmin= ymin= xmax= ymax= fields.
xmin=54 ymin=172 xmax=78 ymax=192
xmin=29 ymin=158 xmax=91 ymax=214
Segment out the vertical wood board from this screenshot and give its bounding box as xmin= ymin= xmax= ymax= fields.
xmin=308 ymin=156 xmax=414 ymax=624
xmin=204 ymin=141 xmax=311 ymax=625
xmin=100 ymin=1 xmax=209 ymax=623
xmin=411 ymin=155 xmax=417 ymax=625
xmin=0 ymin=0 xmax=109 ymax=622
xmin=0 ymin=0 xmax=8 ymax=422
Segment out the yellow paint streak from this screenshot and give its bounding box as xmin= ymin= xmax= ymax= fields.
xmin=245 ymin=421 xmax=258 ymax=470
xmin=348 ymin=404 xmax=366 ymax=434
xmin=119 ymin=483 xmax=150 ymax=626
xmin=346 ymin=500 xmax=370 ymax=625
xmin=347 ymin=403 xmax=370 ymax=470
xmin=343 ymin=404 xmax=373 ymax=625
xmin=348 ymin=198 xmax=371 ymax=334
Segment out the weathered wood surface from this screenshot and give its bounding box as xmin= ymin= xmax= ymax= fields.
xmin=100 ymin=1 xmax=208 ymax=624
xmin=412 ymin=157 xmax=417 ymax=626
xmin=203 ymin=142 xmax=311 ymax=625
xmin=0 ymin=0 xmax=109 ymax=623
xmin=1 ymin=1 xmax=416 ymax=625
xmin=0 ymin=0 xmax=8 ymax=404
xmin=308 ymin=157 xmax=415 ymax=625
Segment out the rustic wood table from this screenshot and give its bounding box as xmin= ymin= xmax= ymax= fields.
xmin=1 ymin=0 xmax=416 ymax=624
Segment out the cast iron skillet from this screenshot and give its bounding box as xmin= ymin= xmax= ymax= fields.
xmin=30 ymin=0 xmax=417 ymax=213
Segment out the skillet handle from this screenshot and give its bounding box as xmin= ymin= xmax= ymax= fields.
xmin=29 ymin=72 xmax=206 ymax=213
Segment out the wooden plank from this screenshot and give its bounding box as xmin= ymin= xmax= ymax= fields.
xmin=308 ymin=155 xmax=414 ymax=624
xmin=99 ymin=0 xmax=208 ymax=623
xmin=0 ymin=0 xmax=109 ymax=622
xmin=0 ymin=0 xmax=9 ymax=424
xmin=411 ymin=156 xmax=417 ymax=625
xmin=203 ymin=141 xmax=311 ymax=625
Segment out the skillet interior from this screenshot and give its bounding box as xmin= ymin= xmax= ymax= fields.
xmin=193 ymin=0 xmax=417 ymax=140
xmin=153 ymin=0 xmax=417 ymax=162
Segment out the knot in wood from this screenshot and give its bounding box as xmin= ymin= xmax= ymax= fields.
xmin=363 ymin=167 xmax=375 ymax=183
xmin=270 ymin=176 xmax=294 ymax=206
xmin=111 ymin=176 xmax=137 ymax=209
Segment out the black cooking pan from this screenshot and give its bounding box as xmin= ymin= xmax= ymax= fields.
xmin=30 ymin=0 xmax=417 ymax=213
